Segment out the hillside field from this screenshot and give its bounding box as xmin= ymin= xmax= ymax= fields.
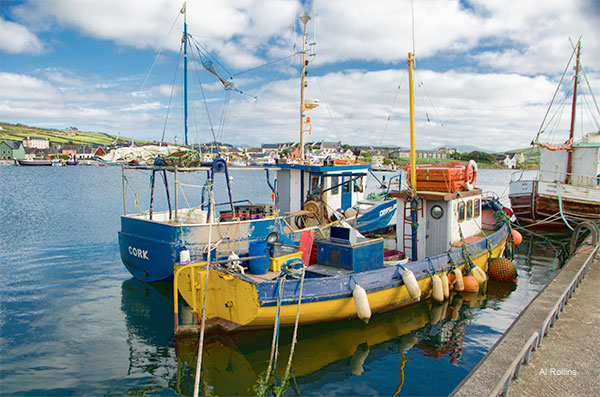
xmin=0 ymin=122 xmax=148 ymax=146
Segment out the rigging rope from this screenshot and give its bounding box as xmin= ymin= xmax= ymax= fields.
xmin=161 ymin=41 xmax=184 ymax=144
xmin=379 ymin=72 xmax=406 ymax=146
xmin=532 ymin=41 xmax=579 ymax=144
xmin=193 ymin=182 xmax=215 ymax=397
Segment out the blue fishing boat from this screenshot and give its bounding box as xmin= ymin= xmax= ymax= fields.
xmin=118 ymin=5 xmax=397 ymax=282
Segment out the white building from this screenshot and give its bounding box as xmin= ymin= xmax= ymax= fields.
xmin=22 ymin=136 xmax=50 ymax=149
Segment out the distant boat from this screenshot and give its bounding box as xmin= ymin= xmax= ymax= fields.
xmin=17 ymin=159 xmax=53 ymax=166
xmin=65 ymin=160 xmax=79 ymax=166
xmin=509 ymin=40 xmax=600 ymax=231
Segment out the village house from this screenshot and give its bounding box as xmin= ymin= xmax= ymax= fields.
xmin=0 ymin=140 xmax=25 ymax=160
xmin=22 ymin=136 xmax=50 ymax=149
xmin=496 ymin=152 xmax=524 ymax=169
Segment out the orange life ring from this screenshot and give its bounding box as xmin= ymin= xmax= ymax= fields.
xmin=464 ymin=160 xmax=478 ymax=190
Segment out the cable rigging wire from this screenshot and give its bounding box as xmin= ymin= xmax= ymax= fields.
xmin=161 ymin=42 xmax=184 ymax=144
xmin=379 ymin=72 xmax=406 ymax=146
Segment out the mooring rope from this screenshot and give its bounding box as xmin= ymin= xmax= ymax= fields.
xmin=193 ymin=184 xmax=215 ymax=397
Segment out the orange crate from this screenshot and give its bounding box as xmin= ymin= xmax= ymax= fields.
xmin=414 ymin=166 xmax=464 ymax=182
xmin=416 ymin=179 xmax=466 ymax=193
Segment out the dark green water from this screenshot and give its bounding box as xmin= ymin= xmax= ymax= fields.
xmin=0 ymin=166 xmax=567 ymax=395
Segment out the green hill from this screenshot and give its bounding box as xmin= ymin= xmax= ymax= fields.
xmin=0 ymin=122 xmax=149 ymax=146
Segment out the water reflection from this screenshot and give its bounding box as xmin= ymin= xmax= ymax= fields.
xmin=118 ymin=233 xmax=570 ymax=395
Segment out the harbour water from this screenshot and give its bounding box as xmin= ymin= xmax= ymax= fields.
xmin=0 ymin=166 xmax=568 ymax=395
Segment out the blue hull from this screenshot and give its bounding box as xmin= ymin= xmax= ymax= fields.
xmin=356 ymin=199 xmax=397 ymax=234
xmin=119 ymin=215 xmax=282 ymax=282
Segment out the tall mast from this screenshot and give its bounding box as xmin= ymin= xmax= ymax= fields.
xmin=299 ymin=12 xmax=311 ymax=163
xmin=408 ymin=52 xmax=418 ymax=261
xmin=182 ymin=2 xmax=189 ymax=147
xmin=408 ymin=53 xmax=417 ymax=193
xmin=566 ymin=40 xmax=581 ymax=181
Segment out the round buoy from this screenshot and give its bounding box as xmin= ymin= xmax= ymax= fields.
xmin=511 ymin=229 xmax=523 ymax=246
xmin=462 ymin=275 xmax=480 ymax=293
xmin=488 ymin=258 xmax=517 ymax=282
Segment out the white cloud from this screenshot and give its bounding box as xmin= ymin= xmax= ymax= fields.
xmin=0 ymin=18 xmax=43 ymax=54
xmin=2 ymin=0 xmax=598 ymax=151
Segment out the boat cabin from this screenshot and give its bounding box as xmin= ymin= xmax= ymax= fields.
xmin=539 ymin=131 xmax=600 ymax=187
xmin=269 ymin=162 xmax=370 ymax=226
xmin=391 ymin=189 xmax=483 ymax=261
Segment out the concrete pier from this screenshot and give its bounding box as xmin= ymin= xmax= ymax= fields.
xmin=453 ymin=241 xmax=599 ymax=396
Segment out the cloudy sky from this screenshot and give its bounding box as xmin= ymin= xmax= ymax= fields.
xmin=1 ymin=0 xmax=599 ymax=151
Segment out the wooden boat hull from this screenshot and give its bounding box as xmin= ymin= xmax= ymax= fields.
xmin=509 ymin=179 xmax=600 ymax=230
xmin=174 ymin=224 xmax=508 ymax=332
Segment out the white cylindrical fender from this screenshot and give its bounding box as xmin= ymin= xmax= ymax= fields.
xmin=453 ymin=268 xmax=464 ymax=292
xmin=441 ymin=272 xmax=450 ymax=299
xmin=353 ymin=284 xmax=372 ymax=323
xmin=432 ymin=274 xmax=444 ymax=303
xmin=401 ymin=269 xmax=421 ymax=301
xmin=471 ymin=265 xmax=487 ymax=286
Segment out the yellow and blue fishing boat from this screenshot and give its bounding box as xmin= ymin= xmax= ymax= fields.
xmin=172 ymin=49 xmax=512 ymax=333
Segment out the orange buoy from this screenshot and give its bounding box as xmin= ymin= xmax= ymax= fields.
xmin=462 ymin=275 xmax=480 ymax=293
xmin=488 ymin=258 xmax=517 ymax=282
xmin=511 ymin=229 xmax=523 ymax=246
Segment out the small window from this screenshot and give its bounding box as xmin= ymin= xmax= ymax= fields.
xmin=474 ymin=199 xmax=481 ymax=218
xmin=343 ymin=177 xmax=351 ymax=193
xmin=311 ymin=175 xmax=320 ymax=194
xmin=466 ymin=200 xmax=473 ymax=220
xmin=331 ymin=176 xmax=339 ymax=195
xmin=354 ymin=176 xmax=363 ymax=192
xmin=430 ymin=205 xmax=444 ymax=220
xmin=458 ymin=202 xmax=466 ymax=222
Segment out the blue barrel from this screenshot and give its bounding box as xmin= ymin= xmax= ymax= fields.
xmin=248 ymin=240 xmax=269 ymax=274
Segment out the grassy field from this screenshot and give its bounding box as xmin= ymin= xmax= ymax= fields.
xmin=0 ymin=122 xmax=149 ymax=146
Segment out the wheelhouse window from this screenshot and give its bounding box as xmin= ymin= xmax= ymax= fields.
xmin=331 ymin=176 xmax=339 ymax=195
xmin=342 ymin=177 xmax=351 ymax=193
xmin=474 ymin=198 xmax=481 ymax=218
xmin=466 ymin=200 xmax=473 ymax=220
xmin=458 ymin=202 xmax=466 ymax=222
xmin=310 ymin=175 xmax=320 ymax=195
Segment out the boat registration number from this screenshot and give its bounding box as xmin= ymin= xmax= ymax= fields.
xmin=128 ymin=246 xmax=149 ymax=260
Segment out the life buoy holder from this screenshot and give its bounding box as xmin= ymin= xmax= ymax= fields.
xmin=464 ymin=160 xmax=478 ymax=191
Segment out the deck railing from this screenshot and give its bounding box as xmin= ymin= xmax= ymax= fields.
xmin=510 ymin=168 xmax=600 ymax=188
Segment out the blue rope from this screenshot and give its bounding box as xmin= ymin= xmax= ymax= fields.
xmin=427 ymin=257 xmax=436 ymax=274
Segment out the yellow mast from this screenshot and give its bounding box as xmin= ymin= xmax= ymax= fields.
xmin=408 ymin=52 xmax=417 ymax=193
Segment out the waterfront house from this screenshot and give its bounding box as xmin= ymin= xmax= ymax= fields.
xmin=496 ymin=153 xmax=523 ymax=169
xmin=60 ymin=145 xmax=78 ymax=158
xmin=24 ymin=147 xmax=49 ymax=160
xmin=0 ymin=140 xmax=25 ymax=160
xmin=94 ymin=147 xmax=107 ymax=157
xmin=22 ymin=136 xmax=50 ymax=149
